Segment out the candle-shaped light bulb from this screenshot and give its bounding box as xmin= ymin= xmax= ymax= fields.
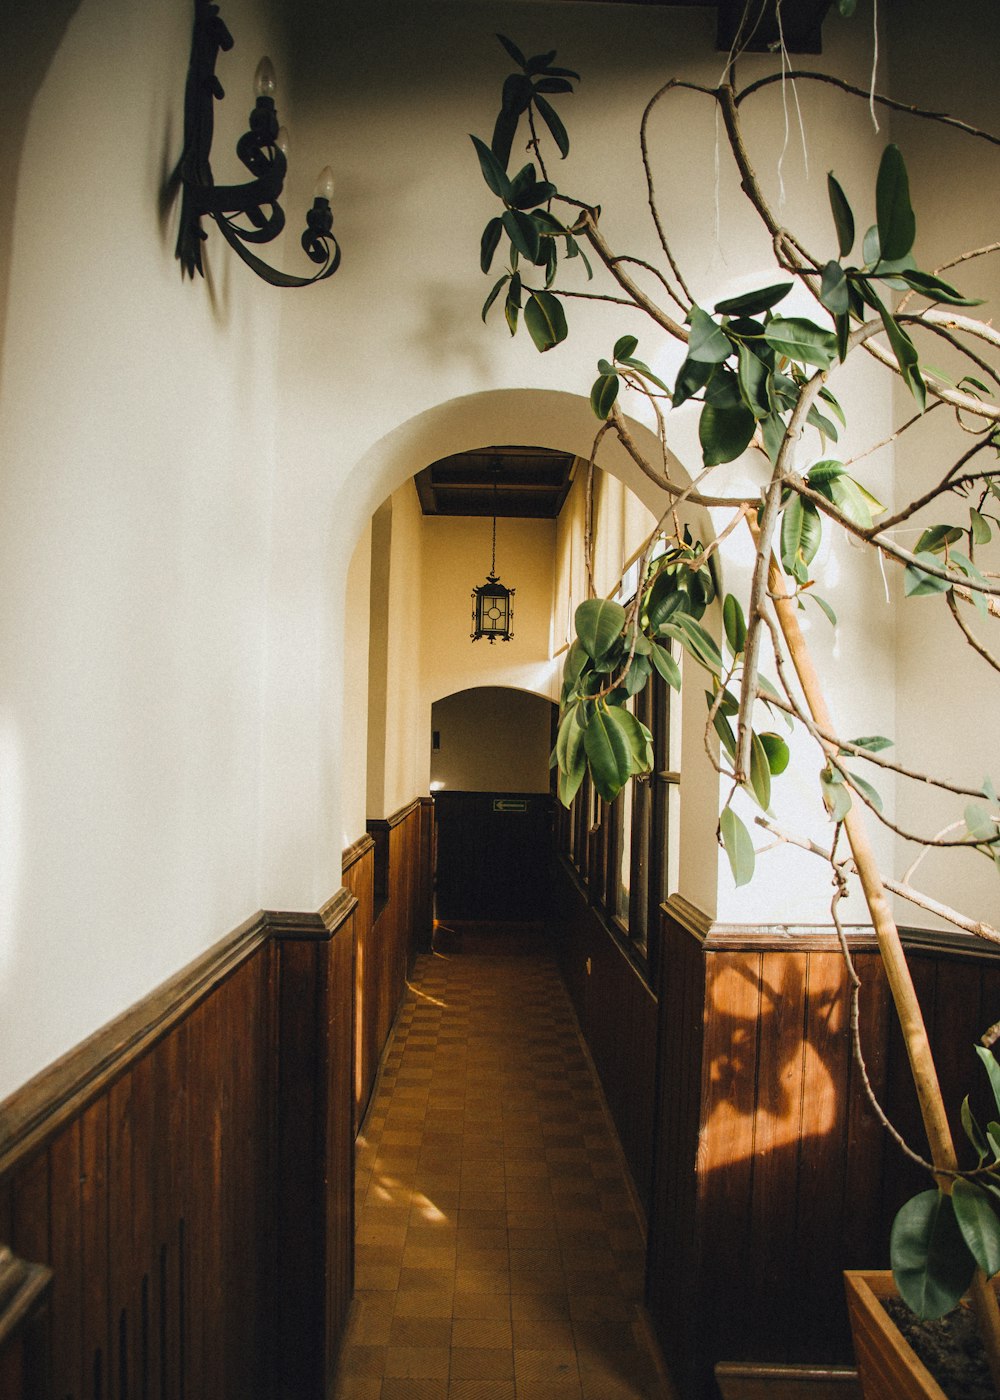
xmin=314 ymin=166 xmax=335 ymax=203
xmin=275 ymin=126 xmax=290 ymax=158
xmin=254 ymin=57 xmax=277 ymax=99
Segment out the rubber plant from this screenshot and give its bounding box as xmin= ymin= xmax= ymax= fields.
xmin=468 ymin=13 xmax=1000 ymax=1384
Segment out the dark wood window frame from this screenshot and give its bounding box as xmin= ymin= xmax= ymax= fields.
xmin=556 ymin=664 xmax=678 ymax=987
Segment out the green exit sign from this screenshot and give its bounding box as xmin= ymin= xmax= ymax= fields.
xmin=492 ymin=798 xmax=528 ymax=813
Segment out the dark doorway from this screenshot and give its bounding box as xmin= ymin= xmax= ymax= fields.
xmin=433 ymin=790 xmax=554 ymax=920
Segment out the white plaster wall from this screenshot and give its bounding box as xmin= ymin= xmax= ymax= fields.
xmin=340 ymin=520 xmax=371 ymax=847
xmin=0 ymin=0 xmax=285 ymax=1098
xmin=2 ymin=0 xmax=987 ymax=1101
xmin=886 ymin=3 xmax=1000 ymax=932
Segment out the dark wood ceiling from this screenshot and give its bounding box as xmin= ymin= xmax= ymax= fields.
xmin=415 ymin=446 xmax=577 ymax=520
xmin=550 ymin=0 xmax=832 ymax=53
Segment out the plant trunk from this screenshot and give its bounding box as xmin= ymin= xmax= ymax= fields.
xmin=756 ymin=534 xmax=1000 ymax=1390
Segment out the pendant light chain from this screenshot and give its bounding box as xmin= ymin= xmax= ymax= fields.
xmin=491 ymin=471 xmax=498 ymax=577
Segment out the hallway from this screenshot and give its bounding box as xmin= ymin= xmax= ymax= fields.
xmin=332 ymin=931 xmax=667 ymax=1399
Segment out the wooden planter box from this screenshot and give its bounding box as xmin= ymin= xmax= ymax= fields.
xmin=844 ymin=1271 xmax=947 ymax=1400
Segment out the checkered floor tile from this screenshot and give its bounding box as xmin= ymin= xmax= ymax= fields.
xmin=331 ymin=932 xmax=669 ymax=1399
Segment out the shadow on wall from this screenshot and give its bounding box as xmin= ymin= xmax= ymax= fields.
xmin=0 ymin=5 xmax=82 ymax=367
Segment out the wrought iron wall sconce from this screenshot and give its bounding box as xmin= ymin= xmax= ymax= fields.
xmin=174 ymin=0 xmax=341 ymax=288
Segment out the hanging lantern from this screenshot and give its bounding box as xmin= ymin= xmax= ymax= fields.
xmin=471 ymin=468 xmax=514 ymax=643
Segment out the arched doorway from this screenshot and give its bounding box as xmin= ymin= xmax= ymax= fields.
xmin=431 ymin=685 xmax=556 ymax=922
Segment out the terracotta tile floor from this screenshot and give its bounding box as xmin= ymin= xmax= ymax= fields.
xmin=332 ymin=932 xmax=669 ymax=1399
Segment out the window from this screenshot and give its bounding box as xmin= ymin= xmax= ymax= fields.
xmin=557 ymin=660 xmax=680 ymax=980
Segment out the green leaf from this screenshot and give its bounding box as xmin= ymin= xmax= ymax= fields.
xmin=555 ymin=704 xmax=587 ymax=807
xmin=807 ymin=405 xmax=840 ymax=443
xmin=837 ymin=0 xmax=857 ymax=14
xmin=904 ymin=552 xmax=951 ymax=597
xmin=891 ymin=1189 xmax=976 ymax=1319
xmin=876 ymin=144 xmax=916 ymax=262
xmin=781 ymin=496 xmax=822 ymax=582
xmin=819 ymin=386 xmax=847 ymax=427
xmin=575 ymin=598 xmax=626 ymax=660
xmin=584 ymin=704 xmax=634 ymax=802
xmin=688 ymin=306 xmax=732 ymax=364
xmin=737 ymin=343 xmax=770 ymax=419
xmin=615 ymin=706 xmax=655 ymax=773
xmin=714 ymin=282 xmax=793 ymax=317
xmin=480 ymin=217 xmax=504 ymax=273
xmin=623 ymin=654 xmax=652 ymax=698
xmin=470 ymin=134 xmax=512 ymax=200
xmin=868 ymin=286 xmax=927 ymax=410
xmin=482 ymin=274 xmax=510 ymax=322
xmin=829 ymin=475 xmax=876 ymax=530
xmin=524 ymin=291 xmax=567 ymax=352
xmin=762 ymin=411 xmax=785 ymax=465
xmin=495 ymin=33 xmax=527 ymax=67
xmin=614 ymin=334 xmax=638 ymax=360
xmin=759 ymin=732 xmax=790 ymax=775
xmin=723 ymin=594 xmax=747 ymax=655
xmin=805 ymin=459 xmax=846 ymax=492
xmin=699 ymin=402 xmax=756 ymax=466
xmin=502 ymin=208 xmax=540 ymax=262
xmin=898 ymin=268 xmax=983 ymax=308
xmin=661 ymin=613 xmax=723 ymax=674
xmin=963 ymin=1095 xmax=989 ymax=1164
xmin=849 ymin=735 xmax=893 ymax=753
xmin=827 ymin=172 xmax=855 ymax=256
xmin=712 ymin=705 xmax=737 ymax=763
xmin=591 ymin=372 xmax=619 ymax=420
xmin=747 ymin=731 xmax=772 ymax=811
xmin=764 ymin=318 xmax=839 ymax=370
xmin=819 ymin=261 xmax=850 ymax=316
xmin=533 ymin=93 xmax=570 ymax=159
xmin=561 ymin=639 xmax=589 ymax=698
xmin=952 ymin=1180 xmax=1000 ymax=1279
xmin=916 ymin=524 xmax=964 ymax=555
xmin=982 ymin=1046 xmax=1000 ymax=1120
xmin=808 ymin=592 xmax=838 ymax=626
xmin=651 ymin=643 xmax=681 ymax=690
xmin=971 ymin=509 xmax=993 ymax=546
xmin=672 ymin=356 xmax=714 ymax=409
xmin=821 ymin=768 xmax=852 ymax=822
xmin=966 ymin=804 xmax=999 ymax=843
xmin=619 ymin=357 xmax=671 ymax=394
xmin=720 ymin=806 xmax=755 ymax=887
xmin=848 ymin=770 xmax=884 ymax=813
xmin=504 ymin=273 xmax=522 ymax=335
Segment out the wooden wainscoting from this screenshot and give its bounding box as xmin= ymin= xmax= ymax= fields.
xmin=647 ymin=896 xmax=1000 ymax=1400
xmin=356 ymin=800 xmax=434 ymax=1127
xmin=551 ymin=859 xmax=658 ymax=1215
xmin=0 ymin=899 xmax=358 ymax=1400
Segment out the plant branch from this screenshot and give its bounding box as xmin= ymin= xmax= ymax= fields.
xmin=639 ymin=79 xmax=696 ymax=310
xmin=735 ymin=70 xmax=1000 ymax=147
xmin=947 ymin=590 xmax=1000 ymax=673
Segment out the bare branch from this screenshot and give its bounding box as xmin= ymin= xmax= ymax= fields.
xmin=947 ymin=590 xmax=1000 ymax=673
xmin=735 ymin=70 xmax=1000 ymax=148
xmin=639 ymin=79 xmax=696 ymax=310
xmin=758 ymin=690 xmax=988 ymax=800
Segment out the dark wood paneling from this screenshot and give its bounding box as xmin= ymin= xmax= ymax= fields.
xmin=273 ymin=904 xmax=356 ymax=1400
xmin=648 ymin=898 xmax=1000 ymax=1399
xmin=0 ymin=892 xmax=364 ymax=1400
xmin=551 ymin=860 xmax=658 ymax=1212
xmin=358 ymin=801 xmax=431 ymax=1125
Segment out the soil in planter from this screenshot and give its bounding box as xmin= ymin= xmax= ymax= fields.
xmin=884 ymin=1298 xmax=996 ymax=1400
